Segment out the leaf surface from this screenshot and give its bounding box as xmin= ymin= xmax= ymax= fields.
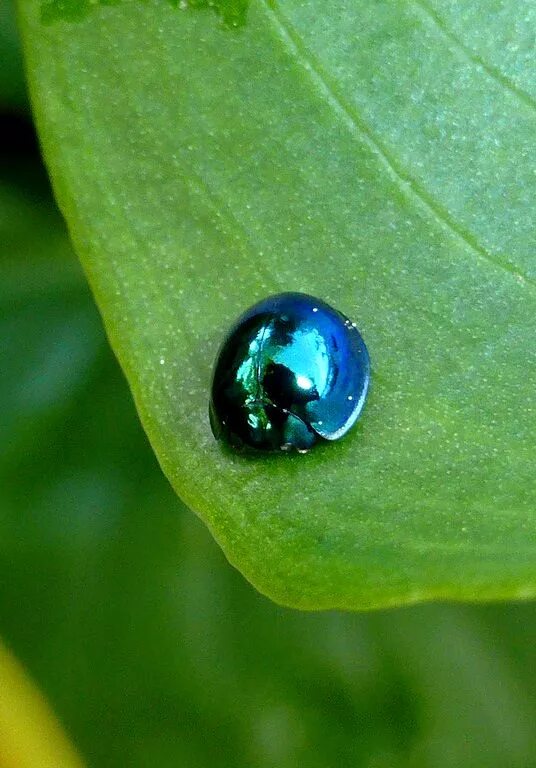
xmin=17 ymin=0 xmax=536 ymax=608
xmin=3 ymin=154 xmax=536 ymax=767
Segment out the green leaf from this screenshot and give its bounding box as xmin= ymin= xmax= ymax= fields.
xmin=3 ymin=155 xmax=536 ymax=768
xmin=17 ymin=0 xmax=536 ymax=609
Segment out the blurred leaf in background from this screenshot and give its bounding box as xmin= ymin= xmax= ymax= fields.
xmin=2 ymin=2 xmax=536 ymax=767
xmin=0 ymin=0 xmax=27 ymax=111
xmin=0 ymin=641 xmax=83 ymax=768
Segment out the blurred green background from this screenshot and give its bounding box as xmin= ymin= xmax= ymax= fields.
xmin=2 ymin=3 xmax=536 ymax=766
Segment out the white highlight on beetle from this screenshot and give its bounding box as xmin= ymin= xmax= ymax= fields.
xmin=296 ymin=375 xmax=314 ymax=390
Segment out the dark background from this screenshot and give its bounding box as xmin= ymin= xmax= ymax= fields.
xmin=1 ymin=2 xmax=536 ymax=765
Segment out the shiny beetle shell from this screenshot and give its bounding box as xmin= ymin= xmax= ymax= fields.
xmin=209 ymin=293 xmax=370 ymax=452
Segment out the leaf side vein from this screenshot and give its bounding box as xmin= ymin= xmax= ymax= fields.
xmin=412 ymin=0 xmax=536 ymax=113
xmin=260 ymin=0 xmax=535 ymax=291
